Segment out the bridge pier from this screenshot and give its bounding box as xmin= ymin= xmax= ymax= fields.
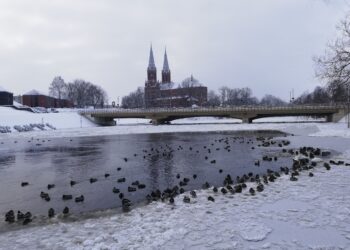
xmin=242 ymin=117 xmax=253 ymax=124
xmin=327 ymin=109 xmax=348 ymax=123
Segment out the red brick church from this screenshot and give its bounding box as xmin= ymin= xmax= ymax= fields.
xmin=144 ymin=46 xmax=207 ymax=108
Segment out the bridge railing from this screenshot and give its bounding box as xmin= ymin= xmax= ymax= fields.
xmin=78 ymin=104 xmax=341 ymax=115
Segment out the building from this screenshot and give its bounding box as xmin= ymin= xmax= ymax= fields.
xmin=0 ymin=87 xmax=13 ymax=106
xmin=22 ymin=90 xmax=73 ymax=108
xmin=144 ymin=46 xmax=207 ymax=108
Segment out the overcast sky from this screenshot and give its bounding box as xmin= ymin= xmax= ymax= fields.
xmin=0 ymin=0 xmax=349 ymax=103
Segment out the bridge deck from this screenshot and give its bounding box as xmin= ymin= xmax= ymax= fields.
xmin=79 ymin=105 xmax=343 ymax=125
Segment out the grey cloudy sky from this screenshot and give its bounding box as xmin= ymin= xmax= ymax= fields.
xmin=0 ymin=0 xmax=348 ymax=102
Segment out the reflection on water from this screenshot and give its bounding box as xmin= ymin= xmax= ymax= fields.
xmin=0 ymin=130 xmax=348 ymax=231
xmin=0 ymin=155 xmax=15 ymax=170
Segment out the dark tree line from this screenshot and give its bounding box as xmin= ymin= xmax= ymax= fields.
xmin=294 ymin=82 xmax=347 ymax=105
xmin=207 ymin=87 xmax=286 ymax=107
xmin=49 ymin=76 xmax=108 ymax=108
xmin=121 ymin=87 xmax=144 ymax=108
xmin=121 ymin=85 xmax=287 ymax=108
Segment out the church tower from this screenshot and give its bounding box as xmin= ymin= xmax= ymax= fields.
xmin=162 ymin=49 xmax=171 ymax=83
xmin=146 ymin=45 xmax=157 ymax=86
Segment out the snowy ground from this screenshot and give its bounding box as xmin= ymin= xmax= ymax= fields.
xmin=1 ymin=107 xmax=350 ymax=249
xmin=0 ymin=107 xmax=96 ymax=129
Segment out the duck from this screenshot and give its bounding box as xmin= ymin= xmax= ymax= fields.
xmin=75 ymin=195 xmax=85 ymax=202
xmin=290 ymin=176 xmax=298 ymax=181
xmin=17 ymin=211 xmax=24 ymax=220
xmin=183 ymin=196 xmax=190 ymax=203
xmin=190 ymin=190 xmax=197 ymax=198
xmin=138 ymin=184 xmax=146 ymax=189
xmin=249 ymin=188 xmax=255 ymax=195
xmin=208 ymin=196 xmax=215 ymax=202
xmin=62 ymin=194 xmax=73 ymax=200
xmin=21 ymin=182 xmax=29 ymax=187
xmin=117 ymin=178 xmax=126 ymax=183
xmin=5 ymin=210 xmax=15 ymax=223
xmin=113 ymin=187 xmax=120 ymax=193
xmin=256 ymin=184 xmax=264 ymax=192
xmin=89 ymin=178 xmax=97 ymax=183
xmin=63 ymin=207 xmax=69 ymax=215
xmin=47 ymin=184 xmax=55 ymax=190
xmin=131 ymin=181 xmax=140 ymax=186
xmin=48 ymin=208 xmax=55 ymax=218
xmin=23 ymin=218 xmax=32 ymax=225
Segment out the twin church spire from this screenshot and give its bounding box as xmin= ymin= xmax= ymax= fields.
xmin=147 ymin=45 xmax=171 ymax=84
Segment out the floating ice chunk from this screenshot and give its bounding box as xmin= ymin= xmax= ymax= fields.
xmin=311 ymin=157 xmax=323 ymax=163
xmin=238 ymin=220 xmax=272 ymax=242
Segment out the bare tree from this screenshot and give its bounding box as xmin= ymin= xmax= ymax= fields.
xmin=65 ymin=79 xmax=108 ymax=108
xmin=315 ymin=13 xmax=350 ymax=126
xmin=219 ymin=86 xmax=230 ymax=105
xmin=122 ymin=87 xmax=145 ymax=108
xmin=260 ymin=94 xmax=287 ymax=106
xmin=49 ymin=76 xmax=66 ymax=99
xmin=315 ymin=15 xmax=350 ymax=99
xmin=327 ymin=80 xmax=347 ymax=103
xmin=206 ymin=90 xmax=221 ymax=107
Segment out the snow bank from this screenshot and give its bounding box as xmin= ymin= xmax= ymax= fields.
xmin=1 ymin=160 xmax=349 ymax=249
xmin=0 ymin=107 xmax=96 ymax=129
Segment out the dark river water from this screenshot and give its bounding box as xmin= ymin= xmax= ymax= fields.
xmin=0 ymin=130 xmax=349 ymax=231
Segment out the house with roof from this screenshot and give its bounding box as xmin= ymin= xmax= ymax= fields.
xmin=0 ymin=86 xmax=13 ymax=106
xmin=22 ymin=90 xmax=73 ymax=108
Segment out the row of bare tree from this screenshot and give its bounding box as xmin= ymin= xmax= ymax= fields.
xmin=207 ymin=87 xmax=286 ymax=107
xmin=49 ymin=76 xmax=108 ymax=108
xmin=121 ymin=85 xmax=286 ymax=108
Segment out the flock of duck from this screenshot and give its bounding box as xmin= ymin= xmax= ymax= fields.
xmin=3 ymin=134 xmax=350 ymax=227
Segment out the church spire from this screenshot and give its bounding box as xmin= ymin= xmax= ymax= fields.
xmin=162 ymin=48 xmax=171 ymax=83
xmin=163 ymin=48 xmax=170 ymax=72
xmin=148 ymin=45 xmax=156 ymax=70
xmin=146 ymin=44 xmax=157 ymax=84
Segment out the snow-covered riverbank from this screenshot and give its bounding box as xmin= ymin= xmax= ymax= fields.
xmin=1 ymin=106 xmax=350 ymax=140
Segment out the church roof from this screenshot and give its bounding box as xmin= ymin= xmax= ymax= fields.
xmin=148 ymin=45 xmax=156 ymax=70
xmin=160 ymin=82 xmax=174 ymax=90
xmin=162 ymin=49 xmax=170 ymax=72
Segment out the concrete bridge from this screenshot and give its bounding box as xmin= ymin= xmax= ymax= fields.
xmin=79 ymin=105 xmax=346 ymax=126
